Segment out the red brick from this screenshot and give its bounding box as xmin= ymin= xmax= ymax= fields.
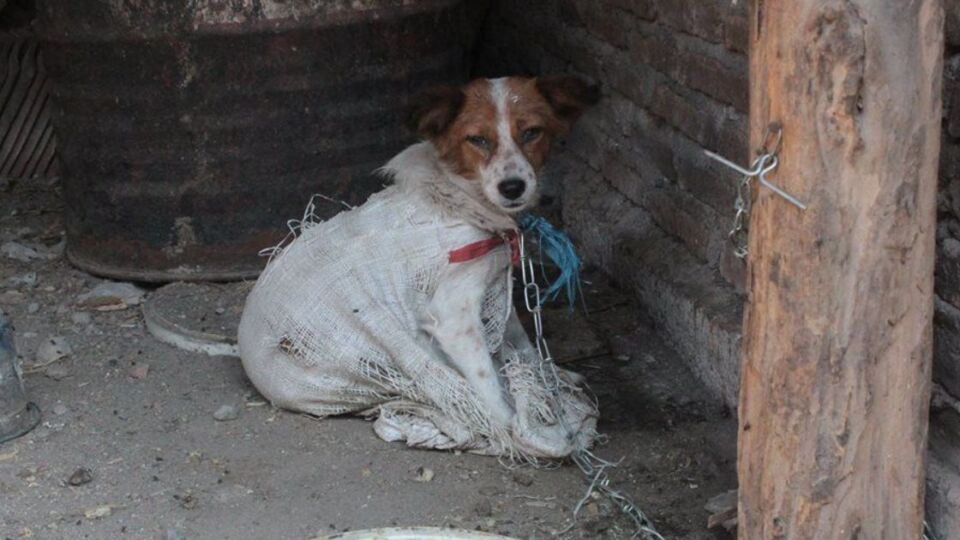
xmin=628 ymin=23 xmax=678 ymax=78
xmin=657 ymin=0 xmax=725 ymax=44
xmin=678 ymin=48 xmax=749 ymax=113
xmin=687 ymin=1 xmax=726 ymax=44
xmin=634 ymin=129 xmax=677 ymax=183
xmin=649 ymin=83 xmax=715 ymax=146
xmin=947 ymin=0 xmax=960 ymax=46
xmin=602 ymin=52 xmax=657 ymax=111
xmin=643 ymin=187 xmax=718 ymax=262
xmin=575 ymin=0 xmax=635 ymax=49
xmin=722 ymin=5 xmax=750 ymax=53
xmin=672 ymin=138 xmax=738 ymax=212
xmin=603 ymin=0 xmax=657 ymax=20
xmin=715 ymin=110 xmax=749 ymax=162
xmin=629 ymin=24 xmax=749 ymax=112
xmin=599 ymin=145 xmax=646 ymax=204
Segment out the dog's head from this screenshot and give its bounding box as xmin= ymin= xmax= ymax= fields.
xmin=408 ymin=75 xmax=600 ymax=214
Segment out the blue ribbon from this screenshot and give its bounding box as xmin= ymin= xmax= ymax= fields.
xmin=519 ymin=213 xmax=583 ymax=309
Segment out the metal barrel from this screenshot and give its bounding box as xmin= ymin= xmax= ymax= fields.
xmin=36 ymin=0 xmax=486 ymax=281
xmin=0 ymin=312 xmax=41 ymax=444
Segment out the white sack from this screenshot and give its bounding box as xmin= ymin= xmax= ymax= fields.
xmin=237 ymin=143 xmax=597 ymax=459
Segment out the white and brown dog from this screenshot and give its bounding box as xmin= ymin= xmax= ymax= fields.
xmin=401 ymin=75 xmax=600 ymax=423
xmin=239 ymin=75 xmax=599 ymax=456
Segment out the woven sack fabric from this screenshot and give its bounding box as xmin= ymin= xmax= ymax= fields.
xmin=238 ymin=143 xmax=597 ymax=459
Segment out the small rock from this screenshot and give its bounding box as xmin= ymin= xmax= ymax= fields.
xmin=174 ymin=493 xmax=198 ymax=510
xmin=213 ymin=405 xmax=239 ymax=422
xmin=128 ymin=363 xmax=150 ymax=380
xmin=512 ymin=471 xmax=534 ymax=487
xmin=30 ymin=239 xmax=64 ymax=260
xmin=414 ymin=466 xmax=435 ymax=482
xmin=1 ymin=241 xmax=41 ymax=262
xmin=27 ymin=302 xmax=39 ymax=314
xmin=8 ymin=272 xmax=37 ymax=288
xmin=70 ymin=312 xmax=92 ymax=325
xmin=52 ymin=404 xmax=68 ymax=415
xmin=77 ymin=281 xmax=145 ymax=311
xmin=83 ymin=505 xmax=112 ymax=519
xmin=36 ymin=336 xmax=71 ymax=364
xmin=44 ymin=364 xmax=70 ymax=381
xmin=67 ymin=468 xmax=93 ymax=486
xmin=473 ymin=498 xmax=493 ymax=517
xmin=214 ymin=307 xmax=225 ymax=315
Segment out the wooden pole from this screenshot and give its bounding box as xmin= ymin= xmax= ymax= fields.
xmin=739 ymin=1 xmax=943 ymax=538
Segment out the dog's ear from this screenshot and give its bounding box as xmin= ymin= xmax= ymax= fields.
xmin=535 ymin=75 xmax=600 ymax=125
xmin=407 ymin=85 xmax=466 ymax=139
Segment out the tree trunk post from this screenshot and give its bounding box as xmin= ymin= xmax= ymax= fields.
xmin=739 ymin=1 xmax=944 ymax=538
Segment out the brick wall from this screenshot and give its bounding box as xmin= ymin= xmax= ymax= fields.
xmin=930 ymin=5 xmax=960 ymax=527
xmin=477 ymin=0 xmax=960 ymax=411
xmin=476 ymin=0 xmax=751 ymax=406
xmin=936 ymin=1 xmax=960 ymax=404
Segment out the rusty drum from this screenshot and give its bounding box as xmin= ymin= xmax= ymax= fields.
xmin=36 ymin=0 xmax=485 ymax=281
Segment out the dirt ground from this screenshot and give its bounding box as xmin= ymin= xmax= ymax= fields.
xmin=0 ymin=177 xmax=737 ymax=540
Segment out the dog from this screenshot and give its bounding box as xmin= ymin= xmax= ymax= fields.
xmin=238 ymin=75 xmax=599 ymax=456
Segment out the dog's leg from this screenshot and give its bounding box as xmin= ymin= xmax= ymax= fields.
xmin=425 ymin=260 xmax=514 ymax=428
xmin=502 ymin=309 xmax=586 ymax=386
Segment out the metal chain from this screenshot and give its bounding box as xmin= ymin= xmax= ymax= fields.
xmin=517 ymin=234 xmax=664 ymax=540
xmin=728 ymin=158 xmax=759 ymax=259
xmin=706 ymin=123 xmax=807 ymax=259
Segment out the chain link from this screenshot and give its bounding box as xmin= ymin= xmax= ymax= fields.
xmin=517 ymin=234 xmax=664 ymax=540
xmin=715 ymin=123 xmax=787 ymax=259
xmin=729 ymin=158 xmax=759 ymax=259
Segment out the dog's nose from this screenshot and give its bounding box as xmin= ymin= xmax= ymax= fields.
xmin=497 ymin=178 xmax=527 ymax=201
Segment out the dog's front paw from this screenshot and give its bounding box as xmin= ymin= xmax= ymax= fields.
xmin=510 ymin=416 xmax=576 ymax=459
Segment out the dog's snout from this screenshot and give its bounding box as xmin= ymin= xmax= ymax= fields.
xmin=497 ymin=178 xmax=526 ymax=200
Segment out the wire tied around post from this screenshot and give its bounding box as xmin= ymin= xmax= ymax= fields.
xmin=704 ymin=123 xmax=805 ymax=259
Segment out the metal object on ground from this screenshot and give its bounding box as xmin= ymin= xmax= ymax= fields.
xmin=517 ymin=234 xmax=665 ymax=540
xmin=0 ymin=312 xmax=41 ymax=444
xmin=36 ymin=0 xmax=486 ymax=282
xmin=142 ymin=281 xmax=250 ymax=356
xmin=311 ymin=527 xmax=517 ymax=540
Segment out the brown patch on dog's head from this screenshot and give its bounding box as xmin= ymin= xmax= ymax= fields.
xmin=534 ymin=75 xmax=601 ymax=128
xmin=432 ymin=79 xmax=498 ymax=179
xmin=407 ymin=85 xmax=466 ymax=139
xmin=407 ymin=75 xmax=599 ymax=212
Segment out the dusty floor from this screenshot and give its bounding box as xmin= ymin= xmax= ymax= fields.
xmin=0 ymin=178 xmax=737 ymax=540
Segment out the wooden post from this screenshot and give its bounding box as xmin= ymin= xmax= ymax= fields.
xmin=739 ymin=1 xmax=943 ymax=538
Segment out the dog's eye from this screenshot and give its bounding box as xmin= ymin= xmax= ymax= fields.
xmin=521 ymin=127 xmax=542 ymax=144
xmin=466 ymin=135 xmax=490 ymax=150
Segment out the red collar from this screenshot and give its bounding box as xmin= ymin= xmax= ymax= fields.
xmin=448 ymin=230 xmax=520 ymax=266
